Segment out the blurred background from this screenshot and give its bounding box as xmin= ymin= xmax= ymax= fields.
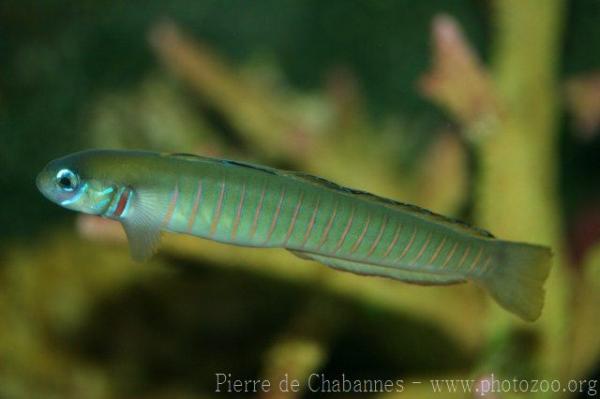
xmin=1 ymin=0 xmax=599 ymax=398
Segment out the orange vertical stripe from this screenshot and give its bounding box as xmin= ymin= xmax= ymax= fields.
xmin=187 ymin=179 xmax=203 ymax=233
xmin=457 ymin=245 xmax=472 ymax=269
xmin=334 ymin=205 xmax=356 ymax=253
xmin=350 ymin=212 xmax=371 ymax=254
xmin=429 ymin=236 xmax=447 ymax=264
xmin=162 ymin=182 xmax=180 ymax=228
xmin=468 ymin=247 xmax=484 ymax=272
xmin=265 ymin=186 xmax=286 ymax=243
xmin=284 ymin=191 xmax=304 ymax=245
xmin=367 ymin=215 xmax=388 ymax=258
xmin=317 ymin=200 xmax=338 ymax=250
xmin=441 ymin=241 xmax=459 ymax=268
xmin=209 ymin=180 xmax=226 ymax=236
xmin=396 ymin=226 xmax=418 ymax=261
xmin=412 ymin=231 xmax=432 ymax=265
xmin=249 ymin=182 xmax=267 ymax=239
xmin=383 ymin=222 xmax=403 ymax=258
xmin=230 ymin=182 xmax=246 ymax=240
xmin=301 ymin=197 xmax=320 ymax=248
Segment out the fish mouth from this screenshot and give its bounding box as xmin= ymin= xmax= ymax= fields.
xmin=35 ymin=172 xmax=44 ymax=192
xmin=36 ymin=169 xmax=53 ymax=200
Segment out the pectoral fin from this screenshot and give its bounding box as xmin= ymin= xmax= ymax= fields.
xmin=122 ymin=220 xmax=161 ymax=261
xmin=120 ymin=188 xmax=171 ymax=262
xmin=288 ymin=250 xmax=466 ymax=286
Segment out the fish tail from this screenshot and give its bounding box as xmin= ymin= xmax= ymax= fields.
xmin=477 ymin=240 xmax=552 ymax=321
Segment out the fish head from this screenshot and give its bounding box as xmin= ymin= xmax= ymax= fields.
xmin=36 ymin=151 xmax=118 ymax=216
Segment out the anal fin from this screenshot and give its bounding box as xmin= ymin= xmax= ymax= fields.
xmin=288 ymin=250 xmax=466 ymax=286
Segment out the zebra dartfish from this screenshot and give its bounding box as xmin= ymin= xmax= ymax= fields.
xmin=37 ymin=150 xmax=551 ymax=321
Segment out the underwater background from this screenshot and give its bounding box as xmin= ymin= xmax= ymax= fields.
xmin=1 ymin=0 xmax=599 ymax=397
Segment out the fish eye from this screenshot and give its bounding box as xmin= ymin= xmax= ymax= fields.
xmin=56 ymin=169 xmax=79 ymax=192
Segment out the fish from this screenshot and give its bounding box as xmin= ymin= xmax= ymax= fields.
xmin=36 ymin=149 xmax=552 ymax=321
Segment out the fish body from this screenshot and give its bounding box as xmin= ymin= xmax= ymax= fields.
xmin=37 ymin=150 xmax=552 ymax=321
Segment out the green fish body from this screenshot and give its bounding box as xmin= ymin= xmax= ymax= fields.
xmin=37 ymin=150 xmax=552 ymax=321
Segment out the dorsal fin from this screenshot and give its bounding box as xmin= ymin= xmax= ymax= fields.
xmin=167 ymin=153 xmax=279 ymax=175
xmin=288 ymin=250 xmax=466 ymax=285
xmin=167 ymin=153 xmax=213 ymax=162
xmin=218 ymin=159 xmax=279 ymax=175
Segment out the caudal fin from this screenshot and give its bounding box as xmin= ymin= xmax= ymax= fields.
xmin=478 ymin=241 xmax=552 ymax=321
